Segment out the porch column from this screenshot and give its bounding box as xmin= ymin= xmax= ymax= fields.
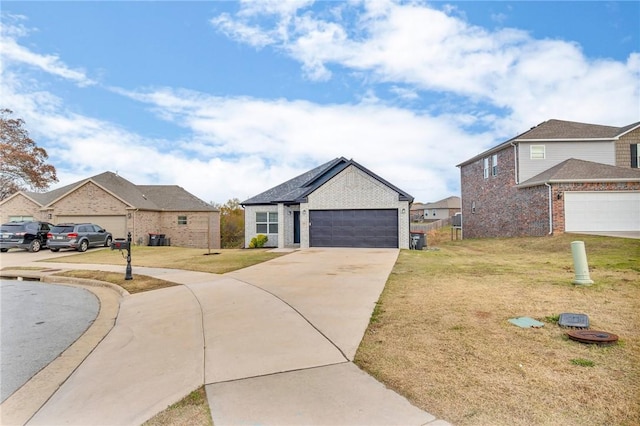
xmin=277 ymin=203 xmax=285 ymax=248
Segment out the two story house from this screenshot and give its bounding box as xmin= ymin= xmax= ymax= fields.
xmin=457 ymin=119 xmax=640 ymax=238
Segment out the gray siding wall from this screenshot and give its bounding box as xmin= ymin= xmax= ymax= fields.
xmin=518 ymin=141 xmax=614 ymax=182
xmin=423 ymin=208 xmax=451 ymax=220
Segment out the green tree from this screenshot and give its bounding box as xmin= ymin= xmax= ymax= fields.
xmin=219 ymin=198 xmax=244 ymax=248
xmin=0 ymin=109 xmax=57 ymax=200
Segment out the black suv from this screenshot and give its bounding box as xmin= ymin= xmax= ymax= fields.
xmin=47 ymin=223 xmax=113 ymax=252
xmin=0 ymin=221 xmax=54 ymax=252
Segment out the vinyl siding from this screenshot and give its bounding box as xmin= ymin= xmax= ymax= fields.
xmin=518 ymin=141 xmax=614 ymax=182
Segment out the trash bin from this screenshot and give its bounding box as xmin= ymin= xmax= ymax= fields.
xmin=148 ymin=233 xmax=164 ymax=246
xmin=410 ymin=231 xmax=425 ymax=250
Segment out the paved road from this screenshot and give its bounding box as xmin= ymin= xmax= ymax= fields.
xmin=0 ymin=279 xmax=99 ymax=402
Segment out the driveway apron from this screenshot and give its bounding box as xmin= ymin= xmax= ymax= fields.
xmin=9 ymin=248 xmax=440 ymax=425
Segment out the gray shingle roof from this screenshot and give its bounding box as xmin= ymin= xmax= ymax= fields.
xmin=138 ymin=185 xmax=216 ymax=211
xmin=517 ymin=158 xmax=640 ymax=188
xmin=424 ymin=196 xmax=461 ymax=209
xmin=23 ymin=171 xmax=216 ymax=212
xmin=457 ymin=119 xmax=640 ymax=167
xmin=515 ymin=119 xmax=633 ymax=140
xmin=242 ymin=157 xmax=414 ymax=205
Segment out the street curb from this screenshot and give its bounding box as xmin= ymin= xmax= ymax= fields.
xmin=0 ymin=274 xmax=123 ymax=426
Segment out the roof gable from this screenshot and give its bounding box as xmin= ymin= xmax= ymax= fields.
xmin=0 ymin=191 xmax=44 ymax=207
xmin=517 ymin=158 xmax=640 ymax=188
xmin=242 ymin=157 xmax=414 ymax=205
xmin=515 ymin=119 xmax=627 ymax=140
xmin=458 ymin=119 xmax=640 ymax=167
xmin=14 ymin=171 xmax=215 ymax=212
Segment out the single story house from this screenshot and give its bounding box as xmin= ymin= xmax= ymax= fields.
xmin=457 ymin=119 xmax=640 ymax=238
xmin=422 ymin=196 xmax=461 ymax=222
xmin=242 ymin=157 xmax=414 ymax=249
xmin=0 ymin=171 xmax=220 ymax=249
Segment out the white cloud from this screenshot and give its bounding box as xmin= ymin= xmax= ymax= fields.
xmin=0 ymin=16 xmax=95 ymax=87
xmin=117 ymin=86 xmax=490 ymax=202
xmin=3 ymin=2 xmax=638 ymax=208
xmin=210 ymin=1 xmax=640 ymax=132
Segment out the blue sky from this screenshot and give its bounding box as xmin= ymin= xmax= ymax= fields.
xmin=2 ymin=1 xmax=639 ymax=204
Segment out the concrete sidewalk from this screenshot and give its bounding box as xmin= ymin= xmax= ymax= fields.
xmin=1 ymin=249 xmax=449 ymax=425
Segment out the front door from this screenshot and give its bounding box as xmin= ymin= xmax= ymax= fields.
xmin=293 ymin=211 xmax=300 ymax=244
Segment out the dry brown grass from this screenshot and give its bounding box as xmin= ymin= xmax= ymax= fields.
xmin=44 ymin=246 xmax=285 ymax=274
xmin=355 ymin=230 xmax=640 ymax=426
xmin=143 ymin=387 xmax=212 ymax=426
xmin=54 ymin=270 xmax=178 ymax=294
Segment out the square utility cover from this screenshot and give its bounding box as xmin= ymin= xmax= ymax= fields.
xmin=558 ymin=313 xmax=589 ymax=328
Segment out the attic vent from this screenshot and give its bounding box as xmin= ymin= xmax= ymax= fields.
xmin=142 ymin=194 xmax=147 ymax=200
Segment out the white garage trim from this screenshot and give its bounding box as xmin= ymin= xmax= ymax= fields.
xmin=56 ymin=216 xmax=127 ymax=238
xmin=564 ymin=191 xmax=640 ymax=232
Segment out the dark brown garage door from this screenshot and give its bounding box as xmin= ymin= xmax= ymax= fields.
xmin=309 ymin=209 xmax=398 ymax=248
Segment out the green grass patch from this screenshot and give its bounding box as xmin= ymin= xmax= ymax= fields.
xmin=41 ymin=246 xmax=287 ymax=274
xmin=570 ymin=358 xmax=595 ymax=367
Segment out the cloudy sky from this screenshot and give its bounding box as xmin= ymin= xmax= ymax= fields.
xmin=1 ymin=1 xmax=638 ymax=204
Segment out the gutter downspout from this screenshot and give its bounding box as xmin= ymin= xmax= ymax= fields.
xmin=510 ymin=142 xmax=519 ymax=184
xmin=544 ymin=183 xmax=553 ymax=235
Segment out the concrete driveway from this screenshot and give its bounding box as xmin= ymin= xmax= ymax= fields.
xmin=1 ymin=248 xmax=446 ymax=426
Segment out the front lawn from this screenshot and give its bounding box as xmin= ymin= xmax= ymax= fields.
xmin=355 ymin=231 xmax=640 ymax=426
xmin=42 ymin=246 xmax=286 ymax=274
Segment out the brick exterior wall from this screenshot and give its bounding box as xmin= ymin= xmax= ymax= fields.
xmin=243 ymin=204 xmax=279 ymax=248
xmin=616 ymin=127 xmax=640 ymax=168
xmin=460 ymin=146 xmax=551 ymax=238
xmin=54 ymin=182 xmax=130 ymax=215
xmin=245 ymin=165 xmax=412 ymax=249
xmin=461 ymin=145 xmax=640 ymax=238
xmin=160 ymin=211 xmax=220 ymax=249
xmin=0 ymin=182 xmax=220 ymax=249
xmin=0 ymin=195 xmax=45 ymax=222
xmin=304 ymin=165 xmax=411 ymax=249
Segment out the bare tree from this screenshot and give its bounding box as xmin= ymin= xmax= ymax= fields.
xmin=0 ymin=109 xmax=57 ymax=200
xmin=219 ymin=198 xmax=244 ymax=248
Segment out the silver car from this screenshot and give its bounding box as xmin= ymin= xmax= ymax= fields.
xmin=46 ymin=223 xmax=113 ymax=252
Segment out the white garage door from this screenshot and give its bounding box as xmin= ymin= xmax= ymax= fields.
xmin=56 ymin=216 xmax=127 ymax=239
xmin=564 ymin=192 xmax=640 ymax=232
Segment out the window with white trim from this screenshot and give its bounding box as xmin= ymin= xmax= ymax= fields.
xmin=177 ymin=215 xmax=187 ymax=225
xmin=530 ymin=145 xmax=545 ymax=160
xmin=491 ymin=154 xmax=498 ymax=176
xmin=483 ymin=157 xmax=490 ymax=178
xmin=631 ymin=144 xmax=639 ymax=168
xmin=256 ymin=212 xmax=278 ymax=234
xmin=9 ymin=216 xmax=34 ymax=222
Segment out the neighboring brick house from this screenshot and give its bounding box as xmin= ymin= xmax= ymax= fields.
xmin=457 ymin=119 xmax=640 ymax=238
xmin=242 ymin=157 xmax=414 ymax=249
xmin=0 ymin=172 xmax=220 ymax=249
xmin=422 ymin=196 xmax=461 ymax=222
